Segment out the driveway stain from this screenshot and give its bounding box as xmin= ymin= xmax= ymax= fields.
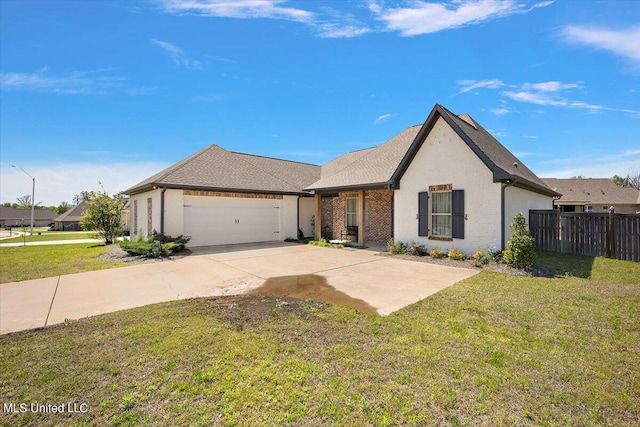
xmin=247 ymin=274 xmax=377 ymax=313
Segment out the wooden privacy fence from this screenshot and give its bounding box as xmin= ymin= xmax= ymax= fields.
xmin=529 ymin=209 xmax=640 ymax=262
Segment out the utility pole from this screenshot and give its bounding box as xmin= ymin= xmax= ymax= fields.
xmin=10 ymin=165 xmax=35 ymax=236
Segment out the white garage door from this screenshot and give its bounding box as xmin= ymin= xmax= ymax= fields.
xmin=183 ymin=196 xmax=281 ymax=247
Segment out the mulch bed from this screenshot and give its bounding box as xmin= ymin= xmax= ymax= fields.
xmin=98 ymin=244 xmax=192 ymax=264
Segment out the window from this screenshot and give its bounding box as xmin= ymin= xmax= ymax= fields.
xmin=431 ymin=192 xmax=452 ymax=237
xmin=585 ymin=205 xmax=593 ymax=213
xmin=346 ymin=197 xmax=370 ymax=227
xmin=421 ymin=186 xmax=464 ymax=240
xmin=602 ymin=206 xmax=610 ymax=211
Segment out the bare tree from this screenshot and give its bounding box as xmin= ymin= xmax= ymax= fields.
xmin=16 ymin=194 xmax=32 ymax=209
xmin=628 ymin=172 xmax=640 ymax=190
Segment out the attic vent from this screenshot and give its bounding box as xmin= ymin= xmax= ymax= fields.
xmin=458 ymin=114 xmax=477 ymax=128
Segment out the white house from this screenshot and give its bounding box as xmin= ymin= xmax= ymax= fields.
xmin=126 ymin=104 xmax=558 ymax=252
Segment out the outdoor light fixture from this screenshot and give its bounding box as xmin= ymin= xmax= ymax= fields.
xmin=9 ymin=164 xmax=35 ymax=236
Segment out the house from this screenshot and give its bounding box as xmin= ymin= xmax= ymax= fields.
xmin=0 ymin=206 xmax=57 ymax=228
xmin=126 ymin=104 xmax=558 ymax=252
xmin=541 ymin=178 xmax=640 ymax=214
xmin=53 ymin=201 xmax=89 ymax=231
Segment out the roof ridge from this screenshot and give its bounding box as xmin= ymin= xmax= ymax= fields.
xmin=231 ymin=150 xmax=319 ymax=167
xmin=230 ymin=151 xmax=310 ymax=192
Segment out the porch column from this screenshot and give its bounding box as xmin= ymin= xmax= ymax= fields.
xmin=357 ymin=190 xmax=365 ymax=247
xmin=314 ymin=193 xmax=322 ymax=240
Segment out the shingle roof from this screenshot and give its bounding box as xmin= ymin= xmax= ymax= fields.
xmin=0 ymin=207 xmax=57 ymax=221
xmin=54 ymin=201 xmax=89 ymax=223
xmin=541 ymin=178 xmax=640 ymax=205
xmin=305 ymin=126 xmax=421 ymax=191
xmin=307 ymin=104 xmax=557 ymax=197
xmin=125 ymin=145 xmax=320 ymax=195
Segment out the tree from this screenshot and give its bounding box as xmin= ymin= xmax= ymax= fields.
xmin=80 ymin=192 xmax=126 ymax=245
xmin=73 ymin=191 xmax=92 ymax=205
xmin=57 ymin=201 xmax=72 ymax=215
xmin=16 ymin=194 xmax=32 ymax=209
xmin=611 ymin=172 xmax=640 ymax=190
xmin=570 ymin=175 xmax=586 ymax=179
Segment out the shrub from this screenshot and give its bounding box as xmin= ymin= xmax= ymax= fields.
xmin=308 ymin=239 xmax=345 ymax=248
xmin=407 ymin=241 xmax=428 ymax=256
xmin=473 ymin=250 xmax=486 ymax=267
xmin=119 ymin=233 xmax=190 ymax=258
xmin=430 ymin=247 xmax=444 ymax=258
xmin=387 ymin=239 xmax=408 ymax=255
xmin=502 ymin=213 xmax=536 ymax=269
xmin=447 ymin=248 xmax=465 ymax=261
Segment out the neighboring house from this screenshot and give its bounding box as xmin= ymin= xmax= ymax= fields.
xmin=53 ymin=201 xmax=89 ymax=231
xmin=126 ymin=104 xmax=558 ymax=252
xmin=541 ymin=178 xmax=640 ymax=214
xmin=0 ymin=207 xmax=57 ymax=227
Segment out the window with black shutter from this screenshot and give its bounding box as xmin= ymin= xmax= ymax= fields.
xmin=418 ymin=191 xmax=429 ymax=236
xmin=452 ymin=189 xmax=465 ymax=239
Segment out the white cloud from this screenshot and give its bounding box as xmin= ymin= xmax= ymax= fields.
xmin=372 ymin=0 xmax=553 ymax=36
xmin=456 ymin=78 xmax=640 ymax=116
xmin=0 ymin=69 xmax=127 ymax=94
xmin=374 ymin=113 xmax=396 ymax=124
xmin=524 ymin=135 xmax=538 ymax=139
xmin=151 ymin=39 xmax=201 ymax=69
xmin=489 ymin=107 xmax=511 ymax=115
xmin=157 ymin=0 xmax=314 ymax=23
xmin=316 ymin=23 xmax=370 ymax=38
xmin=536 ymin=150 xmax=640 ymax=179
xmin=1 ymin=162 xmax=170 ymax=206
xmin=561 ymin=25 xmax=640 ymax=64
xmin=456 ymin=79 xmax=505 ymax=95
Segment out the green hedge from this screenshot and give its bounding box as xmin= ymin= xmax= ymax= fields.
xmin=119 ymin=233 xmax=191 ymax=258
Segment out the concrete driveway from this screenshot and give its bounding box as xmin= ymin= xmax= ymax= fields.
xmin=0 ymin=243 xmax=479 ymax=335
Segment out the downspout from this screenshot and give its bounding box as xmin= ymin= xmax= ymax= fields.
xmin=160 ymin=188 xmax=166 ymax=235
xmin=501 ymin=179 xmax=516 ymax=250
xmin=297 ymin=196 xmax=300 ymax=239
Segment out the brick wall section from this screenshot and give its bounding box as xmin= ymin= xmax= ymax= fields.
xmin=147 ymin=198 xmax=152 ymax=236
xmin=321 ymin=196 xmax=334 ymax=239
xmin=324 ymin=189 xmax=393 ymax=243
xmin=184 ymin=190 xmax=283 ymax=200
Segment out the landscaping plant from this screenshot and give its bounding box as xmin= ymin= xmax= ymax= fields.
xmin=502 ymin=212 xmax=536 ymax=268
xmin=119 ymin=233 xmax=190 ymax=258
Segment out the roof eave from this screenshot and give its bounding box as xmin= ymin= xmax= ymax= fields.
xmin=307 ymin=181 xmax=394 ymax=194
xmin=127 ymin=183 xmax=312 ymax=197
xmin=504 ymin=177 xmax=561 ymax=197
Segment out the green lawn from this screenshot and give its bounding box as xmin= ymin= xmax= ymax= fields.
xmin=0 ymin=243 xmax=124 ymax=284
xmin=0 ymin=254 xmax=637 ymax=426
xmin=0 ymin=231 xmax=96 ymax=244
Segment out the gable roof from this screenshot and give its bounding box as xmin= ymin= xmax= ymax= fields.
xmin=305 ymin=126 xmax=421 ymax=191
xmin=307 ymin=104 xmax=557 ymax=197
xmin=125 ymin=145 xmax=321 ymax=196
xmin=54 ymin=201 xmax=89 ymax=223
xmin=0 ymin=207 xmax=57 ymax=221
xmin=541 ymin=178 xmax=640 ymax=205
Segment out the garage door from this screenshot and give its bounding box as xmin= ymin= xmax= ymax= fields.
xmin=183 ymin=196 xmax=281 ymax=247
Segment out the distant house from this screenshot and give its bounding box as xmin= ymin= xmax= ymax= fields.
xmin=542 ymin=178 xmax=640 ymax=214
xmin=53 ymin=201 xmax=89 ymax=231
xmin=0 ymin=207 xmax=57 ymax=227
xmin=126 ymin=104 xmax=557 ymax=252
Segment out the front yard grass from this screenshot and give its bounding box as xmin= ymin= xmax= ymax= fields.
xmin=0 ymin=231 xmax=96 ymax=244
xmin=0 ymin=243 xmax=124 ymax=284
xmin=0 ymin=256 xmax=638 ymax=426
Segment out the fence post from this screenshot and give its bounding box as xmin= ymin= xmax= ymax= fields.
xmin=608 ymin=207 xmax=615 ymax=259
xmin=556 ymin=208 xmax=561 ymax=253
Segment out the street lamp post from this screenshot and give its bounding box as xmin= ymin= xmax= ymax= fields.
xmin=9 ymin=165 xmax=35 ymax=236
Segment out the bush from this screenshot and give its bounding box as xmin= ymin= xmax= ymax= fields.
xmin=447 ymin=248 xmax=465 ymax=261
xmin=308 ymin=239 xmax=346 ymax=248
xmin=502 ymin=213 xmax=536 ymax=269
xmin=473 ymin=250 xmax=487 ymax=267
xmin=387 ymin=239 xmax=408 ymax=255
xmin=407 ymin=242 xmax=428 ymax=256
xmin=119 ymin=233 xmax=190 ymax=258
xmin=430 ymin=247 xmax=444 ymax=258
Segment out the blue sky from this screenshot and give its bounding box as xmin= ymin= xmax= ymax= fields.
xmin=1 ymin=0 xmax=639 ymax=206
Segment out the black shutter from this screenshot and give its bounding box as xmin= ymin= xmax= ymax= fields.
xmin=452 ymin=189 xmax=464 ymax=239
xmin=418 ymin=191 xmax=429 ymax=236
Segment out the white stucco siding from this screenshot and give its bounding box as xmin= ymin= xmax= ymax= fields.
xmin=163 ymin=189 xmax=184 ymax=237
xmin=394 ymin=117 xmax=502 ymax=254
xmin=280 ymin=195 xmax=299 ymax=240
xmin=299 ymin=196 xmax=315 ymax=238
xmin=504 ymin=185 xmax=553 ymax=243
xmin=129 ymin=189 xmax=163 ymax=238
